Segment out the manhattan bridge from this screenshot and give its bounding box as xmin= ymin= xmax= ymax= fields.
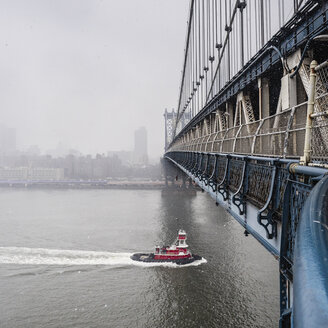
xmin=163 ymin=1 xmax=328 ymax=327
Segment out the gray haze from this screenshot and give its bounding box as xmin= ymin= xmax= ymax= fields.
xmin=0 ymin=0 xmax=189 ymax=159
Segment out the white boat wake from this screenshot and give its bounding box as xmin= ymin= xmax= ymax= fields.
xmin=0 ymin=247 xmax=207 ymax=268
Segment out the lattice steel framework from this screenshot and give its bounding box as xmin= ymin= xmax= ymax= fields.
xmin=172 ymin=0 xmax=328 ymax=143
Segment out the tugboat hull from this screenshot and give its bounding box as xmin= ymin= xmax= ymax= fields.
xmin=131 ymin=253 xmax=202 ymax=265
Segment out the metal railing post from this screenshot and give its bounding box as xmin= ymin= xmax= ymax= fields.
xmin=301 ymin=60 xmax=317 ymax=165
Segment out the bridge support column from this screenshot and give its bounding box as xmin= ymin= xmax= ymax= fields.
xmin=281 ymin=74 xmax=297 ymax=111
xmin=258 ymin=77 xmax=270 ymax=120
xmin=226 ymin=102 xmax=234 ymax=128
xmin=301 ymin=60 xmax=317 ymax=165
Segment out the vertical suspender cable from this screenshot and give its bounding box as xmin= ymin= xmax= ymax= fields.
xmin=190 ymin=36 xmax=192 ymax=116
xmin=232 ymin=11 xmax=235 ymax=76
xmin=206 ymin=0 xmax=210 ymax=99
xmin=265 ymin=1 xmax=268 ymax=42
xmin=228 ymin=0 xmax=231 ymax=81
xmin=187 ymin=27 xmax=190 ymax=116
xmin=211 ymin=0 xmax=215 ymax=98
xmin=234 ymin=13 xmax=236 ymax=76
xmin=225 ymin=0 xmax=230 ymax=82
xmin=174 ymin=0 xmax=194 ymax=137
xmin=231 ymin=0 xmax=234 ymax=78
xmin=255 ymin=0 xmax=258 ymax=52
xmin=195 ymin=0 xmax=199 ymax=115
xmin=220 ymin=0 xmax=223 ymax=90
xmin=215 ymin=0 xmax=220 ymax=93
xmin=205 ymin=1 xmax=239 ymax=102
xmin=198 ymin=0 xmax=201 ymax=113
xmin=192 ymin=2 xmax=196 ymax=118
xmin=225 ymin=0 xmax=227 ymax=84
xmin=278 ymin=0 xmax=282 ymax=28
xmin=248 ymin=0 xmax=251 ymax=61
xmin=202 ymin=0 xmax=205 ymax=109
xmin=268 ymin=0 xmax=271 ymax=38
xmin=195 ymin=0 xmax=197 ymax=116
xmin=260 ymin=0 xmax=264 ymax=48
xmin=191 ymin=7 xmax=193 ymax=117
xmin=240 ymin=2 xmax=245 ymax=68
xmin=186 ymin=23 xmax=190 ymax=114
xmin=206 ymin=1 xmax=208 ymax=101
xmin=215 ymin=0 xmax=219 ymax=94
xmin=236 ymin=9 xmax=239 ymax=74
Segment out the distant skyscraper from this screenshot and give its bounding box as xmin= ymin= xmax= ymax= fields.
xmin=134 ymin=127 xmax=148 ymax=165
xmin=0 ymin=124 xmax=16 ymax=155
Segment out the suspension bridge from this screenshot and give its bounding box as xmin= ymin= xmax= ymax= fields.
xmin=163 ymin=1 xmax=328 ymax=327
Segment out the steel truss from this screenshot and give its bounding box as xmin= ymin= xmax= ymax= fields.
xmin=172 ymin=1 xmax=328 ymax=145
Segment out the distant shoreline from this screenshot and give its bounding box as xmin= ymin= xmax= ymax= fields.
xmin=0 ymin=180 xmax=167 ymax=190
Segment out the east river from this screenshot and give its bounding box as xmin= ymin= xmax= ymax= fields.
xmin=0 ymin=189 xmax=279 ymax=327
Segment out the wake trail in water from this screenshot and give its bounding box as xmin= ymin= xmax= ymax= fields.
xmin=0 ymin=247 xmax=206 ymax=268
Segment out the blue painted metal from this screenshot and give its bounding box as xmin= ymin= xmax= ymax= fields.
xmin=231 ymin=159 xmax=246 ymax=215
xmin=207 ymin=155 xmax=218 ymax=191
xmin=293 ymin=175 xmax=328 ymax=328
xmin=165 ymin=150 xmax=328 ymax=327
xmin=289 ymin=163 xmax=328 ymax=177
xmin=257 ymin=162 xmax=277 ymax=239
xmin=165 ymin=153 xmax=281 ymax=256
xmin=216 ymin=155 xmax=229 ymax=200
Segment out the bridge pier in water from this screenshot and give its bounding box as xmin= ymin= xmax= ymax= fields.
xmin=161 ymin=157 xmax=197 ymax=195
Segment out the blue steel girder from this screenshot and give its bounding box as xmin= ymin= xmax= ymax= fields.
xmin=167 ymin=151 xmax=287 ymax=255
xmin=165 ymin=151 xmax=327 ymax=253
xmin=293 ymin=175 xmax=328 ymax=327
xmin=170 ymin=0 xmax=328 ymax=147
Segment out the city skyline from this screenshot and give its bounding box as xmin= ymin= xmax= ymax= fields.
xmin=0 ymin=0 xmax=189 ymax=159
xmin=0 ymin=123 xmax=158 ymax=162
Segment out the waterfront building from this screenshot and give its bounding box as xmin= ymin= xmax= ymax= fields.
xmin=0 ymin=167 xmax=64 ymax=181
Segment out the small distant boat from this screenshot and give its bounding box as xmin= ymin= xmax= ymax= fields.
xmin=131 ymin=229 xmax=202 ymax=265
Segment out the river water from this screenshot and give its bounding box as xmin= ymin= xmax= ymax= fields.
xmin=0 ymin=189 xmax=279 ymax=327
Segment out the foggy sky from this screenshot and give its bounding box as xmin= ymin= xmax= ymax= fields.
xmin=0 ymin=0 xmax=189 ymax=159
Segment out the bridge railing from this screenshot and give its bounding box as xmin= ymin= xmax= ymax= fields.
xmin=170 ymin=101 xmax=308 ymax=159
xmin=170 ymin=58 xmax=328 ymax=166
xmin=164 ymin=147 xmax=328 ymax=327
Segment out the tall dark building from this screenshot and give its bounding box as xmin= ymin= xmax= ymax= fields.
xmin=133 ymin=127 xmax=148 ymax=165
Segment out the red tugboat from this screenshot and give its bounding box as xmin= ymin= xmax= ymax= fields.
xmin=131 ymin=229 xmax=202 ymax=265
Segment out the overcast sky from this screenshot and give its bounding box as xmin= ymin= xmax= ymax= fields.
xmin=0 ymin=0 xmax=189 ymax=159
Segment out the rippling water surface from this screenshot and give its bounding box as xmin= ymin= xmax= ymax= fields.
xmin=0 ymin=189 xmax=279 ymax=327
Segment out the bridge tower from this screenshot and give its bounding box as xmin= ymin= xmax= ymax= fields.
xmin=164 ymin=109 xmax=191 ymax=151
